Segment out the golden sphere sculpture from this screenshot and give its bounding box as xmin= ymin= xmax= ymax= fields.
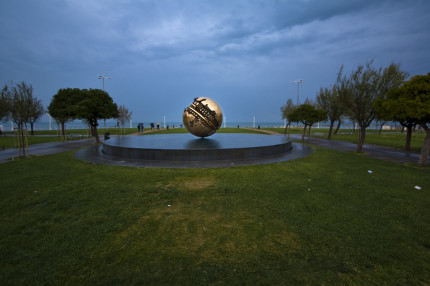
xmin=183 ymin=97 xmax=223 ymax=138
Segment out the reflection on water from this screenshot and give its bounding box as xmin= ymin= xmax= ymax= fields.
xmin=185 ymin=138 xmax=221 ymax=149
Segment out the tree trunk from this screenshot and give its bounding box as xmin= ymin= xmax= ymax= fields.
xmin=328 ymin=120 xmax=335 ymax=140
xmin=92 ymin=124 xmax=100 ymax=144
xmin=418 ymin=124 xmax=430 ymax=166
xmin=61 ymin=122 xmax=66 ymax=141
xmin=20 ymin=123 xmax=26 ymax=156
xmin=307 ymin=124 xmax=312 ymax=136
xmin=378 ymin=122 xmax=384 ymax=134
xmin=334 ymin=120 xmax=341 ymax=135
xmin=401 ymin=126 xmax=405 ymax=133
xmin=405 ymin=126 xmax=412 ymax=151
xmin=283 ymin=122 xmax=290 ymax=135
xmin=30 ymin=122 xmax=35 ymax=135
xmin=356 ymin=125 xmax=367 ymax=153
xmin=301 ymin=124 xmax=307 ymax=141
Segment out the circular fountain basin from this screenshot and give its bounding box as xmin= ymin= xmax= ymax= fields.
xmin=102 ymin=133 xmax=292 ymax=161
xmin=74 ymin=133 xmax=313 ymax=168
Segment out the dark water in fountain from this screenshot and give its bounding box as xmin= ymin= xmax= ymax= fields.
xmin=103 ymin=133 xmax=289 ymax=150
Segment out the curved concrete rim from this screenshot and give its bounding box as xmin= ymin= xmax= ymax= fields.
xmin=102 ymin=134 xmax=293 ymax=161
xmin=74 ymin=142 xmax=313 ymax=168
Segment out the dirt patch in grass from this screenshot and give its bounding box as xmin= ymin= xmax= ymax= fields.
xmin=113 ymin=199 xmax=300 ymax=265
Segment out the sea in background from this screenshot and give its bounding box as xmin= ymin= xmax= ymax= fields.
xmin=0 ymin=119 xmax=402 ymax=132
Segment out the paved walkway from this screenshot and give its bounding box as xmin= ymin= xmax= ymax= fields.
xmin=0 ymin=130 xmax=428 ymax=165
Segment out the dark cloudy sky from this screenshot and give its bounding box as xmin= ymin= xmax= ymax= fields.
xmin=1 ymin=0 xmax=429 ymax=123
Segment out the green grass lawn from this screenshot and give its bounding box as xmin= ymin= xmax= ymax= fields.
xmin=1 ymin=144 xmax=429 ymax=284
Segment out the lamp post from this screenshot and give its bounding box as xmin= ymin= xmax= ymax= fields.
xmin=98 ymin=75 xmax=111 ymax=90
xmin=291 ymin=79 xmax=303 ymax=106
xmin=98 ymin=75 xmax=112 ymax=129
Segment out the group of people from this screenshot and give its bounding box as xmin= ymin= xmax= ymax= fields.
xmin=137 ymin=122 xmax=183 ymax=133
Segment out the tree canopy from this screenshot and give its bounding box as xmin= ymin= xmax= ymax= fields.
xmin=0 ymin=85 xmax=11 ymax=121
xmin=117 ymin=105 xmax=133 ymax=134
xmin=48 ymin=88 xmax=82 ymax=140
xmin=316 ymin=85 xmax=343 ymax=139
xmin=1 ymin=81 xmax=44 ymax=155
xmin=289 ymin=103 xmax=327 ymax=140
xmin=337 ymin=61 xmax=408 ymax=152
xmin=48 ymin=88 xmax=118 ymax=143
xmin=280 ymin=98 xmax=295 ymax=134
xmin=375 ymin=73 xmax=430 ymax=165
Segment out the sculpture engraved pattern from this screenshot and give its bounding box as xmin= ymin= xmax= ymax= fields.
xmin=186 ymin=98 xmax=219 ymax=129
xmin=183 ymin=97 xmax=223 ymax=138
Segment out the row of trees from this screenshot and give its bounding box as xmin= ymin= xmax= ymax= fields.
xmin=2 ymin=82 xmax=132 ymax=149
xmin=1 ymin=81 xmax=45 ymax=135
xmin=1 ymin=81 xmax=45 ymax=156
xmin=281 ymin=61 xmax=430 ymax=166
xmin=48 ymin=88 xmax=119 ymax=143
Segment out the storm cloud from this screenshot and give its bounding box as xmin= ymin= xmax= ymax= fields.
xmin=1 ymin=0 xmax=429 ymax=122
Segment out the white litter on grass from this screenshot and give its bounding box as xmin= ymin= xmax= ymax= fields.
xmin=414 ymin=186 xmax=422 ymax=190
xmin=368 ymin=170 xmax=373 ymax=174
xmin=168 ymin=204 xmax=171 ymax=207
xmin=308 ymin=188 xmax=310 ymax=191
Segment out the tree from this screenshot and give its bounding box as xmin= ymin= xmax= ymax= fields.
xmin=74 ymin=89 xmax=119 ymax=144
xmin=289 ymin=103 xmax=327 ymax=141
xmin=337 ymin=61 xmax=408 ymax=152
xmin=117 ymin=105 xmax=133 ymax=134
xmin=280 ymin=99 xmax=295 ymax=135
xmin=7 ymin=81 xmax=35 ymax=156
xmin=316 ymin=85 xmax=343 ymax=139
xmin=0 ymin=85 xmax=11 ymax=121
xmin=48 ymin=88 xmax=81 ymax=141
xmin=375 ymin=73 xmax=430 ymax=166
xmin=27 ymin=96 xmax=44 ymax=135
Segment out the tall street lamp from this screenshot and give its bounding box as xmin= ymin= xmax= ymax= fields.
xmin=291 ymin=79 xmax=303 ymax=106
xmin=98 ymin=75 xmax=112 ymax=129
xmin=98 ymin=75 xmax=111 ymax=90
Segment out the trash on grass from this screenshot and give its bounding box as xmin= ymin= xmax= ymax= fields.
xmin=368 ymin=170 xmax=373 ymax=174
xmin=414 ymin=186 xmax=422 ymax=190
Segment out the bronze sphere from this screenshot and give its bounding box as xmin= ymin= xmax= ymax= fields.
xmin=183 ymin=97 xmax=223 ymax=138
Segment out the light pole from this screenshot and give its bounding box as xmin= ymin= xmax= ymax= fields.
xmin=98 ymin=75 xmax=111 ymax=90
xmin=291 ymin=79 xmax=303 ymax=106
xmin=98 ymin=75 xmax=112 ymax=129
